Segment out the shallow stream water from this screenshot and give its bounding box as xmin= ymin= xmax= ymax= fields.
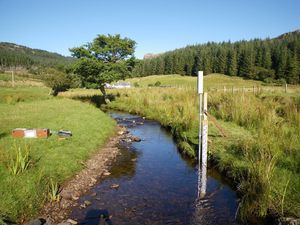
xmin=70 ymin=113 xmax=242 ymax=225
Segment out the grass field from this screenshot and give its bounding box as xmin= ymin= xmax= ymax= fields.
xmin=0 ymin=85 xmax=115 ymax=223
xmin=0 ymin=73 xmax=44 ymax=88
xmin=60 ymin=73 xmax=300 ymax=221
xmin=124 ymin=73 xmax=262 ymax=89
xmin=124 ymin=73 xmax=300 ymax=95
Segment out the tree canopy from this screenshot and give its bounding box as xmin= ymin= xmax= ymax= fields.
xmin=70 ymin=34 xmax=136 ymax=96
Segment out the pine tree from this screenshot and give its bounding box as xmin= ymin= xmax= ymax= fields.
xmin=238 ymin=50 xmax=253 ymax=78
xmin=262 ymin=46 xmax=272 ymax=69
xmin=226 ymin=49 xmax=237 ymax=76
xmin=164 ymin=54 xmax=173 ymax=74
xmin=192 ymin=55 xmax=201 ymax=76
xmin=286 ymin=51 xmax=299 ymax=84
xmin=276 ymin=46 xmax=288 ymax=80
xmin=216 ymin=48 xmax=226 ymax=74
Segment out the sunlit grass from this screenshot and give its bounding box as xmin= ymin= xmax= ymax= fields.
xmin=0 ymin=86 xmax=115 ymax=222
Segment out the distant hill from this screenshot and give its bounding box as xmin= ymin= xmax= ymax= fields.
xmin=0 ymin=42 xmax=75 ymax=70
xmin=134 ymin=29 xmax=300 ymax=84
xmin=276 ymin=29 xmax=300 ymax=40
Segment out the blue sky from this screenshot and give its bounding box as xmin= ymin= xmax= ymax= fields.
xmin=0 ymin=0 xmax=299 ymax=59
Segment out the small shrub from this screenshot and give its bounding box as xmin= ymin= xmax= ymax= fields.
xmin=43 ymin=68 xmax=72 ymax=96
xmin=133 ymin=82 xmax=140 ymax=87
xmin=48 ymin=179 xmax=60 ymax=202
xmin=154 ymin=81 xmax=161 ymax=87
xmin=8 ymin=143 xmax=31 ymax=175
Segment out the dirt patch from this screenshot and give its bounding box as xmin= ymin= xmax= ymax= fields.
xmin=38 ymin=125 xmax=128 ymax=225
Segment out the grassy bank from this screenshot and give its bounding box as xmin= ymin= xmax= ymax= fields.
xmin=60 ymin=74 xmax=300 ymax=221
xmin=0 ymin=87 xmax=115 ymax=223
xmin=107 ymin=88 xmax=300 ymax=219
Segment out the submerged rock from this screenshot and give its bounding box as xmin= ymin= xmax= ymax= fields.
xmin=67 ymin=219 xmax=77 ymax=225
xmin=110 ymin=184 xmax=120 ymax=189
xmin=103 ymin=171 xmax=111 ymax=176
xmin=24 ymin=218 xmax=47 ymax=225
xmin=130 ymin=136 xmax=141 ymax=142
xmin=84 ymin=200 xmax=92 ymax=206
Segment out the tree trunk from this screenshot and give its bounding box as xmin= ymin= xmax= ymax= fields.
xmin=99 ymin=85 xmax=107 ymax=99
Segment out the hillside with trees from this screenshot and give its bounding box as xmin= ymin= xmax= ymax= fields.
xmin=0 ymin=42 xmax=75 ymax=70
xmin=134 ymin=30 xmax=300 ymax=84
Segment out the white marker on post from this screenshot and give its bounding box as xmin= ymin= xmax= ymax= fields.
xmin=197 ymin=71 xmax=203 ymax=94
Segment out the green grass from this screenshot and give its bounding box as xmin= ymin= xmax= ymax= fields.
xmin=124 ymin=73 xmax=262 ymax=89
xmin=0 ymin=73 xmax=43 ymax=87
xmin=0 ymin=86 xmax=51 ymax=104
xmin=0 ymin=86 xmax=116 ymax=222
xmin=125 ymin=73 xmax=300 ymax=95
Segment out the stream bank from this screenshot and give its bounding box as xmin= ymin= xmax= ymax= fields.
xmin=36 ymin=125 xmax=139 ymax=225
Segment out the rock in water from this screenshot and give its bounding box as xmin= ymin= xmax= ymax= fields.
xmin=67 ymin=219 xmax=78 ymax=225
xmin=110 ymin=184 xmax=120 ymax=189
xmin=131 ymin=136 xmax=141 ymax=142
xmin=103 ymin=172 xmax=111 ymax=176
xmin=24 ymin=218 xmax=47 ymax=225
xmin=84 ymin=200 xmax=92 ymax=206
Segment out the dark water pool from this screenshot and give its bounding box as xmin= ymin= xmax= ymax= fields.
xmin=70 ymin=113 xmax=241 ymax=225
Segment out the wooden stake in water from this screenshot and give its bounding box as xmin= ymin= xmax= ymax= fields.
xmin=197 ymin=71 xmax=208 ymax=199
xmin=200 ymin=92 xmax=208 ymax=198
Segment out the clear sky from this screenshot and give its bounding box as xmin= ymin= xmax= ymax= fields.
xmin=0 ymin=0 xmax=299 ymax=59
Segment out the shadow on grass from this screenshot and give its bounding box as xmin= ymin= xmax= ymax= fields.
xmin=0 ymin=214 xmax=16 ymax=225
xmin=0 ymin=132 xmax=8 ymax=139
xmin=72 ymin=94 xmax=116 ymax=108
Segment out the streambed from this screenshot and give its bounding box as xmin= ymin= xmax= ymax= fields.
xmin=69 ymin=112 xmax=241 ymax=225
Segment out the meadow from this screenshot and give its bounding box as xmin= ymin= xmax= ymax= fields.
xmin=60 ymin=73 xmax=300 ymax=220
xmin=0 ymin=80 xmax=115 ymax=223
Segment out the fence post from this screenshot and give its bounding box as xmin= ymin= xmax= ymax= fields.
xmin=285 ymin=83 xmax=287 ymax=93
xmin=12 ymin=71 xmax=15 ymax=88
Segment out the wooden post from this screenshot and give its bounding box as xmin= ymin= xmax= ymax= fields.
xmin=253 ymin=86 xmax=255 ymax=93
xmin=285 ymin=83 xmax=287 ymax=93
xmin=197 ymin=71 xmax=203 ymax=161
xmin=223 ymin=86 xmax=226 ymax=93
xmin=200 ymin=92 xmax=208 ymax=198
xmin=12 ymin=70 xmax=15 ymax=88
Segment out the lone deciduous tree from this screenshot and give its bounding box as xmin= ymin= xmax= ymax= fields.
xmin=69 ymin=34 xmax=136 ymax=97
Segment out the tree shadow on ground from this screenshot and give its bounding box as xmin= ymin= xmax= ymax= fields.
xmin=0 ymin=132 xmax=8 ymax=139
xmin=78 ymin=209 xmax=113 ymax=225
xmin=73 ymin=94 xmax=116 ymax=108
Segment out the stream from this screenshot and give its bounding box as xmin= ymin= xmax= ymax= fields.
xmin=70 ymin=112 xmax=241 ymax=225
